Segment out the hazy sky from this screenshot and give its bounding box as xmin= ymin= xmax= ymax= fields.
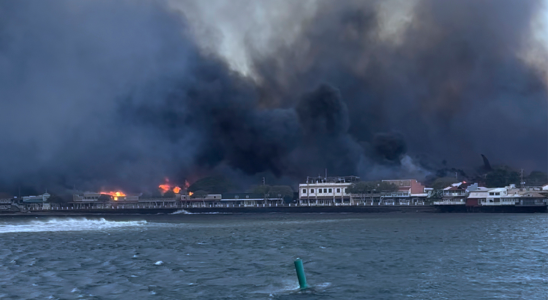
xmin=170 ymin=0 xmax=548 ymax=81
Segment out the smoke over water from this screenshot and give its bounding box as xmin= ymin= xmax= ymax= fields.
xmin=0 ymin=0 xmax=547 ymax=194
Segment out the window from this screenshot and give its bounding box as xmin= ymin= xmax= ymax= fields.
xmin=337 ymin=188 xmax=340 ymax=193
xmin=495 ymin=192 xmax=500 ymax=196
xmin=345 ymin=188 xmax=348 ymax=194
xmin=319 ymin=189 xmax=322 ymax=193
xmin=324 ymin=189 xmax=327 ymax=193
xmin=328 ymin=188 xmax=332 ymax=193
xmin=311 ymin=189 xmax=314 ymax=193
xmin=303 ymin=189 xmax=306 ymax=194
xmin=489 ymin=192 xmax=494 ymax=196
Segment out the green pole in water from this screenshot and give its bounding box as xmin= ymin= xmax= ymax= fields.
xmin=294 ymin=258 xmax=308 ymax=290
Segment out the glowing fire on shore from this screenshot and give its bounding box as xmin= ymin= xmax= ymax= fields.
xmin=101 ymin=191 xmax=126 ymax=201
xmin=158 ymin=178 xmax=182 ymax=194
xmin=185 ymin=180 xmax=193 ymax=196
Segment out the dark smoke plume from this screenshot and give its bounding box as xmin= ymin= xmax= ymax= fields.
xmin=372 ymin=133 xmax=407 ymax=165
xmin=0 ymin=0 xmax=546 ymax=195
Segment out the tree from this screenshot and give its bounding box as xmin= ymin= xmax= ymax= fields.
xmin=377 ymin=182 xmax=399 ymax=193
xmin=188 ymin=176 xmax=234 ymax=194
xmin=431 ymin=177 xmax=459 ymax=190
xmin=267 ymin=185 xmax=294 ymax=198
xmin=347 ymin=181 xmax=376 ymax=194
xmin=347 ymin=181 xmax=398 ymax=194
xmin=190 ymin=190 xmax=208 ymax=199
xmin=485 ymin=166 xmax=520 ymax=187
xmin=249 ymin=185 xmax=270 ymax=195
xmin=527 ymin=171 xmax=548 ymax=186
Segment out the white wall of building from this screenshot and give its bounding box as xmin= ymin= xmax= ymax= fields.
xmin=298 ymin=182 xmax=351 ymax=199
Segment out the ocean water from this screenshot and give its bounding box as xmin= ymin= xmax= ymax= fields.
xmin=0 ymin=213 xmax=546 ymax=299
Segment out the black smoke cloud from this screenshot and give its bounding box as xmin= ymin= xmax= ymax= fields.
xmin=251 ymin=0 xmax=547 ymax=175
xmin=371 ymin=133 xmax=407 ymax=165
xmin=0 ymin=0 xmax=546 ymax=194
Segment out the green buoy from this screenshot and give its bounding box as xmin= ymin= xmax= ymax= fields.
xmin=294 ymin=258 xmax=309 ymax=290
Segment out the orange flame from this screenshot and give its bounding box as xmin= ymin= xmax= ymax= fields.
xmin=158 ymin=178 xmax=181 ymax=194
xmin=188 ymin=191 xmax=194 ymax=197
xmin=159 ymin=184 xmax=171 ymax=194
xmin=100 ymin=191 xmax=126 ymax=201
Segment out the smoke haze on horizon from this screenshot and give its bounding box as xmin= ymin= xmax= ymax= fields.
xmin=0 ymin=0 xmax=547 ymax=194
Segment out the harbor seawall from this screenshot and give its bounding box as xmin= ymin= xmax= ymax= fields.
xmin=0 ymin=205 xmax=436 ymax=216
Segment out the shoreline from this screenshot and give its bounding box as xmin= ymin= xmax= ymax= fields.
xmin=0 ymin=205 xmax=436 ymax=216
xmin=2 ymin=204 xmax=546 ymax=217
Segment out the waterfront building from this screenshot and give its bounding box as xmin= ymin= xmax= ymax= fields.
xmin=72 ymin=192 xmax=140 ymax=209
xmin=381 ymin=179 xmax=429 ymax=205
xmin=221 ymin=193 xmax=284 ymax=207
xmin=466 ymin=187 xmax=490 ymax=206
xmin=71 ymin=192 xmax=180 ymax=209
xmin=435 ymin=183 xmax=547 ymax=212
xmin=181 ymin=194 xmax=222 ymax=207
xmin=0 ymin=198 xmax=16 ymax=212
xmin=137 ymin=196 xmax=179 ymax=208
xmin=298 ymin=176 xmax=359 ymax=206
xmin=18 ymin=193 xmax=51 ymax=210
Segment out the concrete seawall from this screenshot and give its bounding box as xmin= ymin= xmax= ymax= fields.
xmin=0 ymin=205 xmax=436 ymax=216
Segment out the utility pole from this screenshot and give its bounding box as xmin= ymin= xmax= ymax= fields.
xmin=262 ymin=177 xmax=266 ymax=186
xmin=455 ymin=172 xmax=458 ymax=181
xmin=520 ymin=169 xmax=524 ymax=189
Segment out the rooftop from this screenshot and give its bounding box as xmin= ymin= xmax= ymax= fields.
xmin=304 ymin=176 xmax=360 ymax=184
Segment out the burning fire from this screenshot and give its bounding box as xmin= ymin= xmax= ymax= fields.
xmin=101 ymin=191 xmax=126 ymax=201
xmin=185 ymin=180 xmax=193 ymax=196
xmin=158 ymin=178 xmax=181 ymax=194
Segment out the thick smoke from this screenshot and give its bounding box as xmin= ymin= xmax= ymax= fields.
xmin=0 ymin=0 xmax=546 ymax=195
xmin=246 ymin=0 xmax=548 ymax=176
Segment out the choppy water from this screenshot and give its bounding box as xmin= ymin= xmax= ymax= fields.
xmin=0 ymin=213 xmax=546 ymax=299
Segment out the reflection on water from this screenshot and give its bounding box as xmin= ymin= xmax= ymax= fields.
xmin=0 ymin=214 xmax=546 ymax=299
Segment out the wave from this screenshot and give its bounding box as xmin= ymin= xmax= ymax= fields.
xmin=171 ymin=210 xmax=227 ymax=215
xmin=0 ymin=218 xmax=147 ymax=233
xmin=171 ymin=209 xmax=194 ymax=214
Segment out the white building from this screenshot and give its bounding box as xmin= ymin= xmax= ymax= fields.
xmin=298 ymin=176 xmax=359 ymax=205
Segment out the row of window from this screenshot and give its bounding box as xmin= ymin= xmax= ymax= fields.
xmin=302 ymin=188 xmax=347 ymax=194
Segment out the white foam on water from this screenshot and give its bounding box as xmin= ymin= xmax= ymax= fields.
xmin=253 ymin=279 xmax=300 ymax=295
xmin=315 ymin=282 xmax=332 ymax=290
xmin=0 ymin=218 xmax=147 ymax=233
xmin=254 ymin=280 xmax=333 ymax=296
xmin=171 ymin=209 xmax=194 ymax=214
xmin=171 ymin=210 xmax=226 ymax=215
